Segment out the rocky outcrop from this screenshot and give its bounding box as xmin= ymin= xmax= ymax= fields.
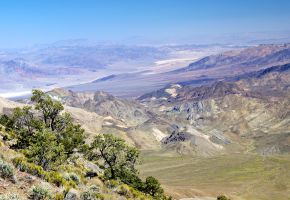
xmin=64 ymin=189 xmax=79 ymax=200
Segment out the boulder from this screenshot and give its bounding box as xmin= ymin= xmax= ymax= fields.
xmin=64 ymin=188 xmax=79 ymax=200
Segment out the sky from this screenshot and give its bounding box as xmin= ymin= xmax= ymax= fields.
xmin=0 ymin=0 xmax=290 ymax=48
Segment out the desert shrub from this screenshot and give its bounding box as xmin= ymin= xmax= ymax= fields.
xmin=129 ymin=188 xmax=151 ymax=200
xmin=29 ymin=185 xmax=51 ymax=200
xmin=63 ymin=172 xmax=80 ymax=185
xmin=53 ymin=193 xmax=64 ymax=200
xmin=46 ymin=171 xmax=76 ymax=188
xmin=13 ymin=157 xmax=46 ymax=178
xmin=80 ymin=185 xmax=102 ymax=200
xmin=63 ymin=173 xmax=70 ymax=181
xmin=0 ymin=159 xmax=15 ymax=181
xmin=217 ymin=195 xmax=231 ymax=200
xmin=0 ymin=193 xmax=22 ymax=200
xmin=12 ymin=157 xmax=74 ymax=188
xmin=45 ymin=171 xmax=65 ymax=187
xmin=69 ymin=172 xmax=80 ymax=184
xmin=104 ymin=179 xmax=119 ymax=189
xmin=117 ymin=184 xmax=132 ymax=198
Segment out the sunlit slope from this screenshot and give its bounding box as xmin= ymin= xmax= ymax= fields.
xmin=139 ymin=152 xmax=290 ymax=200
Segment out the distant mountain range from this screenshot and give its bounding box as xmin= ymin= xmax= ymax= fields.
xmin=67 ymin=43 xmax=290 ymax=98
xmin=0 ymin=41 xmax=233 ymax=97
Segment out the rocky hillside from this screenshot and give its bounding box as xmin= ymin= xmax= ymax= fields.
xmin=0 ymin=91 xmax=169 ymax=200
xmin=50 ymin=61 xmax=290 ymax=156
xmin=48 ymin=89 xmax=154 ymax=126
xmin=233 ymin=63 xmax=290 ymax=99
xmin=139 ymin=63 xmax=290 ymax=155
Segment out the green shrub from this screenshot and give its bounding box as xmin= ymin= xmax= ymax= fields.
xmin=63 ymin=172 xmax=80 ymax=185
xmin=29 ymin=185 xmax=51 ymax=200
xmin=129 ymin=188 xmax=151 ymax=200
xmin=143 ymin=176 xmax=164 ymax=197
xmin=0 ymin=193 xmax=22 ymax=200
xmin=80 ymin=185 xmax=101 ymax=200
xmin=13 ymin=157 xmax=46 ymax=178
xmin=69 ymin=172 xmax=80 ymax=184
xmin=45 ymin=171 xmax=65 ymax=187
xmin=117 ymin=184 xmax=132 ymax=198
xmin=0 ymin=159 xmax=15 ymax=181
xmin=12 ymin=157 xmax=74 ymax=188
xmin=104 ymin=179 xmax=119 ymax=189
xmin=25 ymin=129 xmax=66 ymax=171
xmin=53 ymin=193 xmax=64 ymax=200
xmin=217 ymin=195 xmax=231 ymax=200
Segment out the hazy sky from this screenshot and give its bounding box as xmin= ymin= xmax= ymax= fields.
xmin=0 ymin=0 xmax=290 ymax=48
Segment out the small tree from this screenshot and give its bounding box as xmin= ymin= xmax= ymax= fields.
xmin=25 ymin=129 xmax=66 ymax=170
xmin=55 ymin=113 xmax=85 ymax=155
xmin=0 ymin=114 xmax=14 ymax=131
xmin=31 ymin=89 xmax=64 ymax=131
xmin=11 ymin=106 xmax=43 ymax=149
xmin=90 ymin=134 xmax=139 ymax=180
xmin=144 ymin=176 xmax=164 ymax=197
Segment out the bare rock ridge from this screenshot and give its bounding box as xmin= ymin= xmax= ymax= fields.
xmin=138 ymin=81 xmax=259 ymax=102
xmin=48 ymin=88 xmax=154 ymax=126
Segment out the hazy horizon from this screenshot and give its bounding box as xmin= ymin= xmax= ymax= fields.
xmin=1 ymin=0 xmax=290 ymax=48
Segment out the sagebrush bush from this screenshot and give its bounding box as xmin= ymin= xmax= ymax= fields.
xmin=63 ymin=172 xmax=80 ymax=185
xmin=69 ymin=172 xmax=80 ymax=184
xmin=45 ymin=171 xmax=65 ymax=187
xmin=13 ymin=157 xmax=46 ymax=178
xmin=104 ymin=179 xmax=119 ymax=189
xmin=0 ymin=159 xmax=15 ymax=181
xmin=117 ymin=184 xmax=132 ymax=198
xmin=80 ymin=184 xmax=102 ymax=200
xmin=0 ymin=193 xmax=22 ymax=200
xmin=12 ymin=157 xmax=75 ymax=188
xmin=29 ymin=185 xmax=51 ymax=200
xmin=53 ymin=193 xmax=64 ymax=200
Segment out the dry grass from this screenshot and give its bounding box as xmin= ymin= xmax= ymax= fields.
xmin=138 ymin=151 xmax=290 ymax=200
